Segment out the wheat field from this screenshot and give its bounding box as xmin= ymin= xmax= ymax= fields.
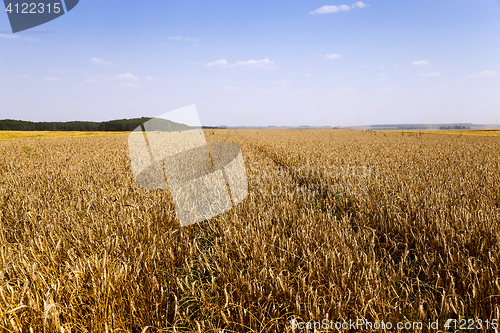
xmin=400 ymin=130 xmax=500 ymax=137
xmin=0 ymin=129 xmax=499 ymax=332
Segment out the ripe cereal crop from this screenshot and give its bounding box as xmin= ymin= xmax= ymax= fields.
xmin=0 ymin=129 xmax=499 ymax=332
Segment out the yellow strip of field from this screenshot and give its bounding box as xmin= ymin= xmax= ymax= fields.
xmin=394 ymin=130 xmax=500 ymax=137
xmin=0 ymin=131 xmax=126 ymax=140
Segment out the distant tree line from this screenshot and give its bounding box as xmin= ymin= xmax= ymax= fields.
xmin=439 ymin=125 xmax=470 ymax=130
xmin=0 ymin=118 xmax=154 ymax=132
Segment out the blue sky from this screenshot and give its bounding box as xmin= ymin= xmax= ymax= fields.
xmin=1 ymin=0 xmax=499 ymax=126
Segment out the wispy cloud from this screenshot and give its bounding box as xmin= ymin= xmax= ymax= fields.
xmin=202 ymin=85 xmax=244 ymax=93
xmin=168 ymin=36 xmax=199 ymax=42
xmin=310 ymin=5 xmax=351 ymax=14
xmin=310 ymin=2 xmax=368 ymax=14
xmin=325 ymin=53 xmax=342 ymax=60
xmin=352 ymin=1 xmax=368 ymax=8
xmin=90 ymin=57 xmax=115 ymax=66
xmin=374 ymin=87 xmax=392 ymax=93
xmin=114 ymin=73 xmax=139 ymax=81
xmin=9 ymin=74 xmax=31 ymax=79
xmin=43 ymin=77 xmax=61 ymax=82
xmin=0 ymin=34 xmax=20 ymax=39
xmin=419 ymin=72 xmax=441 ymax=77
xmin=204 ymin=58 xmax=276 ymax=70
xmin=81 ymin=75 xmax=105 ymax=85
xmin=204 ymin=59 xmax=229 ymax=69
xmin=467 ymin=70 xmax=496 ymax=78
xmin=412 ymin=60 xmax=429 ymax=66
xmin=0 ymin=34 xmax=39 ymax=42
xmin=235 ymin=58 xmax=276 ymax=69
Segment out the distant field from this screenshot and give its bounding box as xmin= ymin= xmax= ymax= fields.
xmin=0 ymin=131 xmax=126 ymax=140
xmin=392 ymin=129 xmax=500 ymax=137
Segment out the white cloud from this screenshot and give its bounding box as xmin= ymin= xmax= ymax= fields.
xmin=467 ymin=70 xmax=497 ymax=78
xmin=352 ymin=1 xmax=368 ymax=8
xmin=379 ymin=74 xmax=387 ymax=81
xmin=43 ymin=77 xmax=61 ymax=82
xmin=325 ymin=54 xmax=342 ymax=60
xmin=146 ymin=76 xmax=153 ymax=80
xmin=310 ymin=5 xmax=350 ymax=14
xmin=235 ymin=58 xmax=276 ymax=69
xmin=0 ymin=34 xmax=20 ymax=39
xmin=81 ymin=76 xmax=104 ymax=85
xmin=204 ymin=59 xmax=229 ymax=68
xmin=90 ymin=57 xmax=115 ymax=66
xmin=22 ymin=37 xmax=39 ymax=42
xmin=412 ymin=60 xmax=429 ymax=66
xmin=304 ymin=73 xmax=312 ymax=77
xmin=9 ymin=74 xmax=31 ymax=79
xmin=168 ymin=36 xmax=199 ymax=42
xmin=419 ymin=72 xmax=441 ymax=77
xmin=310 ymin=2 xmax=368 ymax=14
xmin=202 ymin=85 xmax=244 ymax=93
xmin=205 ymin=58 xmax=276 ymax=70
xmin=114 ymin=73 xmax=139 ymax=81
xmin=0 ymin=34 xmax=39 ymax=42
